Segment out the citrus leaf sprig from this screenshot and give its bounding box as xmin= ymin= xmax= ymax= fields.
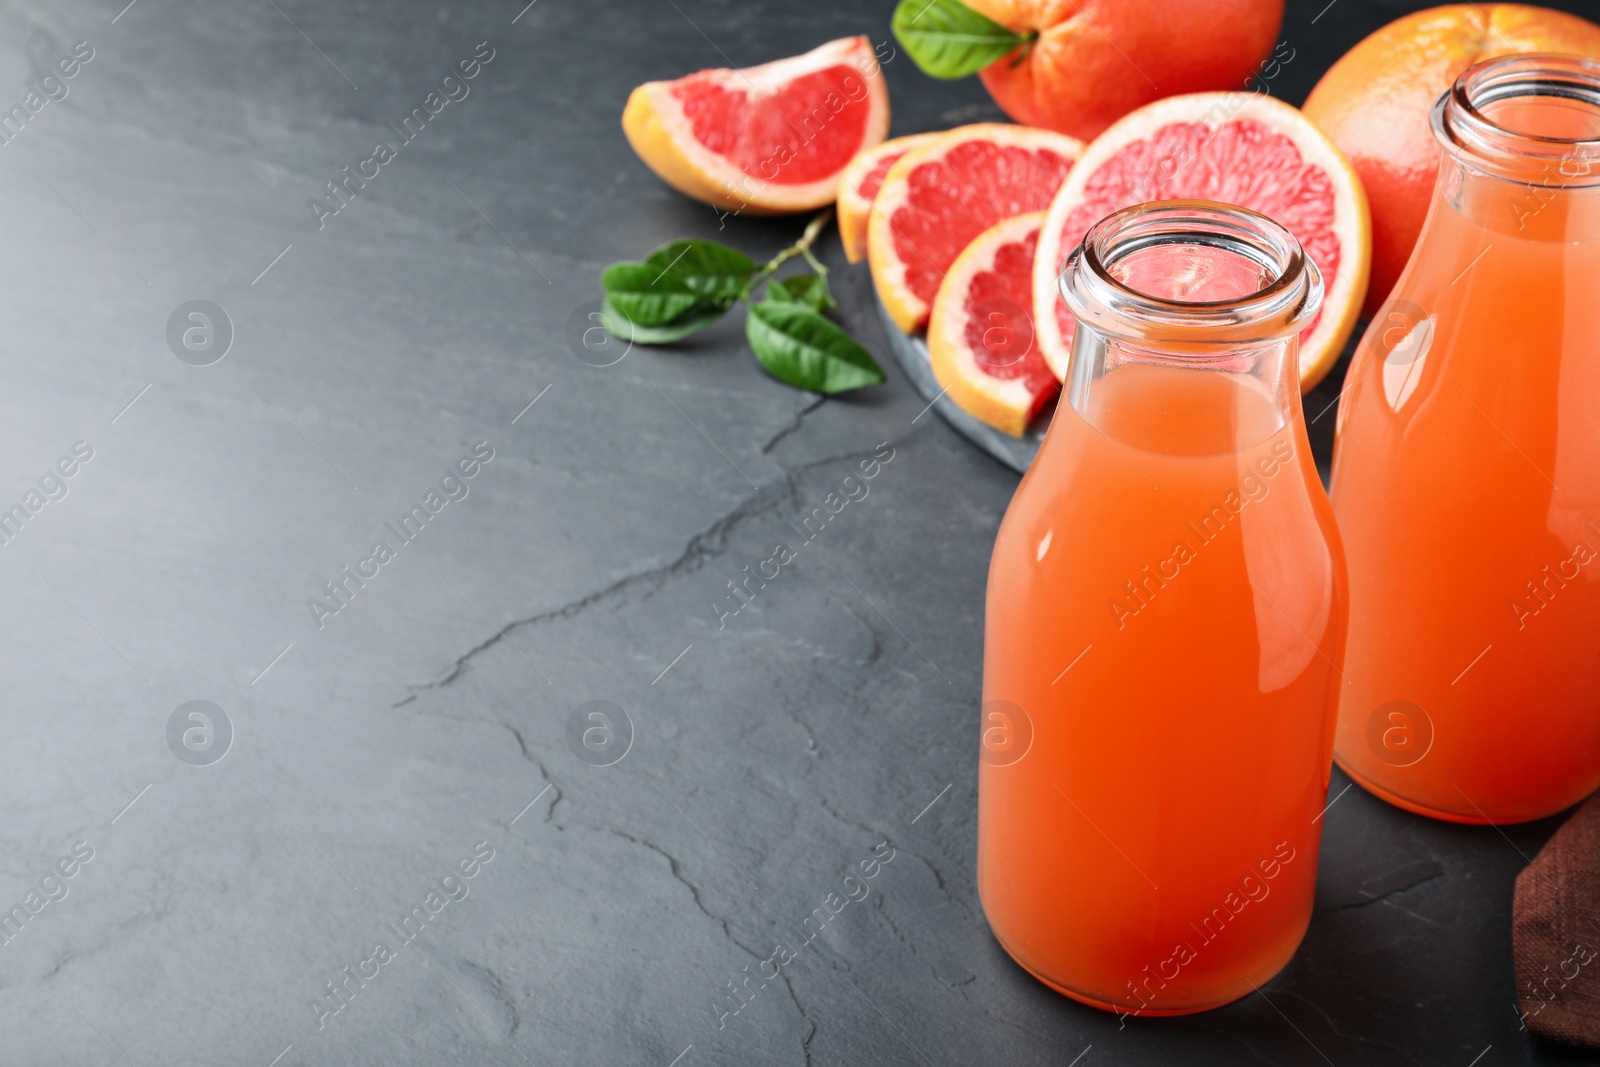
xmin=599 ymin=212 xmax=885 ymax=395
xmin=890 ymin=0 xmax=1036 ymax=79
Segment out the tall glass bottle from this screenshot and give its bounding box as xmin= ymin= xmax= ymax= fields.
xmin=1331 ymin=54 xmax=1600 ymax=824
xmin=978 ymin=201 xmax=1347 ymax=1015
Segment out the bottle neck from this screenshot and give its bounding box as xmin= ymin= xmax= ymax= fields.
xmin=1058 ymin=201 xmax=1320 ymax=454
xmin=1431 ymin=53 xmax=1600 ymax=240
xmin=1066 ymin=329 xmax=1299 ymax=455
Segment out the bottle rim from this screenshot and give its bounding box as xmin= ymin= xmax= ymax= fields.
xmin=1432 ymin=52 xmax=1600 ymax=186
xmin=1058 ymin=199 xmax=1323 ymax=349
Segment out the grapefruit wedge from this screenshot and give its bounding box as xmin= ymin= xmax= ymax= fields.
xmin=869 ymin=124 xmax=1084 ymax=334
xmin=1032 ymin=93 xmax=1369 ymax=391
xmin=622 ymin=37 xmax=889 ymax=215
xmin=928 ymin=211 xmax=1056 ymax=437
xmin=836 ymin=133 xmax=941 ymax=264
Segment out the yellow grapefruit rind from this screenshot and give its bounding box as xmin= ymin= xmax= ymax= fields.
xmin=870 ymin=123 xmax=1085 ymax=335
xmin=621 ymin=37 xmax=890 ymax=216
xmin=928 ymin=211 xmax=1052 ymax=438
xmin=837 ymin=133 xmax=942 ymax=264
xmin=1032 ymin=92 xmax=1370 ymax=392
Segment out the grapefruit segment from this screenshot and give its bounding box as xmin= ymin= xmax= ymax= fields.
xmin=1033 ymin=93 xmax=1369 ymax=391
xmin=622 ymin=37 xmax=890 ymax=215
xmin=836 ymin=133 xmax=941 ymax=264
xmin=869 ymin=124 xmax=1084 ymax=334
xmin=929 ymin=211 xmax=1057 ymax=437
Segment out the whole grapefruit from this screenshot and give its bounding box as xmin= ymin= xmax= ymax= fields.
xmin=1304 ymin=4 xmax=1600 ymax=316
xmin=966 ymin=0 xmax=1285 ymax=142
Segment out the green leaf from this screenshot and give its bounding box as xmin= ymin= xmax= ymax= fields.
xmin=600 ymin=297 xmax=726 ymax=344
xmin=891 ymin=0 xmax=1032 ymax=79
xmin=746 ymin=301 xmax=885 ymax=394
xmin=768 ymin=273 xmax=837 ymax=313
xmin=644 ymin=239 xmax=757 ymax=307
xmin=601 ymin=262 xmax=706 ymax=326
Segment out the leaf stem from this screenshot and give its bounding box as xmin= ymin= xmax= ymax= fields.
xmin=1008 ymin=29 xmax=1040 ymax=67
xmin=746 ymin=210 xmax=833 ymax=297
xmin=800 ymin=245 xmax=829 ymax=279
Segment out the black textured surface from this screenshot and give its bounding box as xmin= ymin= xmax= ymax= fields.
xmin=1 ymin=1 xmax=1596 ymax=1064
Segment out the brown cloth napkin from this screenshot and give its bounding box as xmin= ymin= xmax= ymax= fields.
xmin=1514 ymin=793 xmax=1600 ymax=1044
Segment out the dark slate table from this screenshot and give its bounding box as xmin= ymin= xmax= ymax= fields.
xmin=2 ymin=1 xmax=1595 ymax=1064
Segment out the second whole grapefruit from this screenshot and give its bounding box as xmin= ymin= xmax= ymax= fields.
xmin=965 ymin=0 xmax=1286 ymax=141
xmin=1304 ymin=4 xmax=1600 ymax=315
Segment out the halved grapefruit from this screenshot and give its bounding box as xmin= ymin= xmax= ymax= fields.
xmin=836 ymin=132 xmax=941 ymax=264
xmin=622 ymin=37 xmax=890 ymax=215
xmin=1032 ymin=93 xmax=1369 ymax=391
xmin=928 ymin=211 xmax=1057 ymax=437
xmin=869 ymin=124 xmax=1084 ymax=334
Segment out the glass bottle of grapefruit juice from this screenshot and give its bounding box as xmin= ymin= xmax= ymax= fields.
xmin=1331 ymin=54 xmax=1600 ymax=824
xmin=978 ymin=202 xmax=1347 ymax=1016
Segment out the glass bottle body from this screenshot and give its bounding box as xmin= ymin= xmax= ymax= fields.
xmin=978 ymin=203 xmax=1347 ymax=1014
xmin=1330 ymin=55 xmax=1600 ymax=823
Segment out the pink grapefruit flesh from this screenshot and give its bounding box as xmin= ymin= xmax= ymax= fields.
xmin=622 ymin=37 xmax=890 ymax=214
xmin=929 ymin=211 xmax=1059 ymax=437
xmin=870 ymin=124 xmax=1084 ymax=334
xmin=1032 ymin=93 xmax=1369 ymax=390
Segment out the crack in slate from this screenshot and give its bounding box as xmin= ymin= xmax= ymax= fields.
xmin=604 ymin=829 xmax=820 ymax=1063
xmin=606 ymin=828 xmax=748 ymax=950
xmin=836 ymin=596 xmax=884 ymax=666
xmin=397 ymin=435 xmax=921 ymax=701
xmin=389 ymin=705 xmax=564 ymax=826
xmin=1316 ymin=861 xmax=1445 ymax=915
xmin=761 ymin=394 xmax=827 ymax=455
xmin=394 ymin=479 xmax=791 ymax=702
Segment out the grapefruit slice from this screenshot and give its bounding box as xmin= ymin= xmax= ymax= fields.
xmin=869 ymin=124 xmax=1084 ymax=334
xmin=622 ymin=37 xmax=889 ymax=215
xmin=928 ymin=211 xmax=1057 ymax=437
xmin=1032 ymin=93 xmax=1369 ymax=391
xmin=837 ymin=132 xmax=941 ymax=264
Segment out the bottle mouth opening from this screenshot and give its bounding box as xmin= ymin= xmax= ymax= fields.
xmin=1059 ymin=200 xmax=1322 ymax=348
xmin=1433 ymin=53 xmax=1600 ymax=184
